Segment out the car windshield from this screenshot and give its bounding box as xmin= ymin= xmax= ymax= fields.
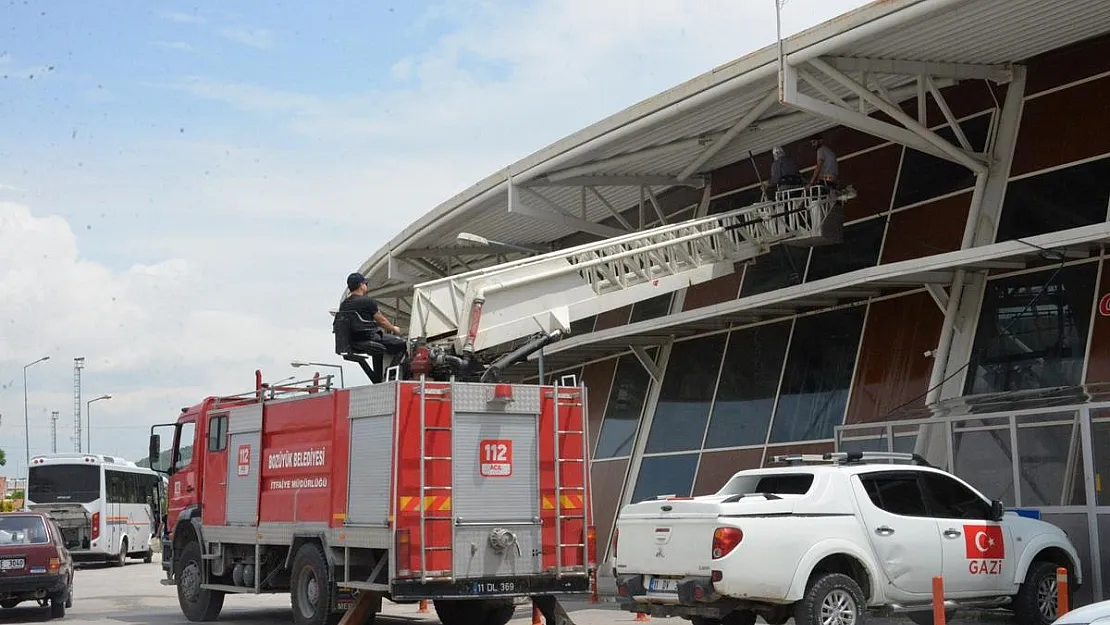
xmin=717 ymin=473 xmax=815 ymax=497
xmin=28 ymin=464 xmax=101 ymax=504
xmin=0 ymin=516 xmax=49 ymax=545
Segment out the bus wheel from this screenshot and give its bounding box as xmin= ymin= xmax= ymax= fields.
xmin=176 ymin=540 xmax=225 ymax=622
xmin=114 ymin=538 xmax=128 ymax=567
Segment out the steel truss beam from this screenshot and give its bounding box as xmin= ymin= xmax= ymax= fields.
xmin=525 ymin=174 xmax=705 ymax=188
xmin=507 ymin=181 xmax=629 ymax=239
xmin=823 ymin=56 xmax=1012 ymax=83
xmin=781 ymin=55 xmax=994 ymax=174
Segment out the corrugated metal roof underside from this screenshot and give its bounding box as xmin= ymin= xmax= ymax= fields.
xmin=358 ymin=0 xmax=1110 ymax=324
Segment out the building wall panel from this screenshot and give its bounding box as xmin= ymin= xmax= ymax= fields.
xmin=692 ymin=449 xmax=764 ymax=496
xmin=1024 ymin=32 xmax=1110 ymax=96
xmin=682 ymin=268 xmax=743 ymax=311
xmin=840 ymin=144 xmax=900 ymax=222
xmin=1012 ymin=76 xmax=1110 ymax=177
xmin=594 ymin=306 xmax=631 ymax=331
xmin=582 ymin=358 xmax=617 ymax=450
xmin=846 ymin=293 xmax=943 ymax=424
xmin=591 ymin=458 xmax=628 ymax=563
xmin=881 ymin=192 xmax=971 ymax=264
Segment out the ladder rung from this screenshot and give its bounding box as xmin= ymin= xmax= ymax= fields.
xmin=558 ymin=458 xmax=584 ymax=462
xmin=422 ymin=456 xmax=452 ymax=461
xmin=557 ymin=430 xmax=584 ymax=435
xmin=421 ymin=486 xmax=452 ymax=490
xmin=558 ymin=543 xmax=586 ymax=548
xmin=424 ymin=547 xmax=453 ymax=552
xmin=424 ymin=426 xmax=452 ymax=431
xmin=556 ymin=486 xmax=585 ymax=490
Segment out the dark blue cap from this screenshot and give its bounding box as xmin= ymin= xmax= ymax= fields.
xmin=347 ymin=272 xmax=367 ymax=291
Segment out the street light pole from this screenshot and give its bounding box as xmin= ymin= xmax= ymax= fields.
xmin=290 ymin=360 xmax=344 ymax=388
xmin=87 ymin=394 xmax=112 ymax=454
xmin=23 ymin=356 xmax=50 ymax=470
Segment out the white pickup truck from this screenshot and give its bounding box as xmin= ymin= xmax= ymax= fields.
xmin=612 ymin=452 xmax=1082 ymax=625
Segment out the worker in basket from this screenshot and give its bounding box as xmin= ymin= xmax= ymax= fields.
xmin=762 ymin=145 xmax=805 ymax=200
xmin=806 ymin=133 xmax=839 ymax=191
xmin=334 ymin=272 xmax=408 ymax=383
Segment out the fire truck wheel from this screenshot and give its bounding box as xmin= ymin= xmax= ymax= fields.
xmin=290 ymin=542 xmax=336 ymax=625
xmin=433 ymin=599 xmax=490 ymax=625
xmin=176 ymin=540 xmax=225 ymax=621
xmin=483 ymin=599 xmax=516 ymax=625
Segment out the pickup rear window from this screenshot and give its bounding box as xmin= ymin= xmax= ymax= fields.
xmin=718 ymin=473 xmax=814 ymax=496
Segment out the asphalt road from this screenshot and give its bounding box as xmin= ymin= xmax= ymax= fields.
xmin=0 ymin=554 xmax=628 ymax=624
xmin=0 ymin=554 xmax=1029 ymax=625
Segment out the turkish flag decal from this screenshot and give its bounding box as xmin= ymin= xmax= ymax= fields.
xmin=963 ymin=525 xmax=1005 ymax=559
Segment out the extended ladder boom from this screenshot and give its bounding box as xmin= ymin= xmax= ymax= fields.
xmin=410 ymin=185 xmax=857 ymax=354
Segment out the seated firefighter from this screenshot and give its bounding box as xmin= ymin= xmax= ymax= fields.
xmin=333 ymin=272 xmax=408 ymax=383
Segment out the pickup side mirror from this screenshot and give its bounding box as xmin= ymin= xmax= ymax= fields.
xmin=990 ymin=499 xmax=1005 ymax=522
xmin=148 ymin=434 xmax=161 ymax=469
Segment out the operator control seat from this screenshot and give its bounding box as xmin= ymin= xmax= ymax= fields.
xmin=332 ymin=309 xmax=385 ymax=382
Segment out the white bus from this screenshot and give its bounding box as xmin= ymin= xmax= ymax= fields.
xmin=25 ymin=454 xmax=164 ymax=565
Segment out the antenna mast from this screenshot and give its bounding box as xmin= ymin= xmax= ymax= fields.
xmin=50 ymin=411 xmax=59 ymax=453
xmin=73 ymin=357 xmax=85 ymax=453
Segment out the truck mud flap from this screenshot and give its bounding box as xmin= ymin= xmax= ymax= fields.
xmin=390 ymin=574 xmax=589 ymax=601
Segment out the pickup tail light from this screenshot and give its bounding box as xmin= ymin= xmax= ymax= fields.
xmin=48 ymin=555 xmax=60 ymax=574
xmin=91 ymin=512 xmax=100 ymax=540
xmin=712 ymin=527 xmax=743 ymax=559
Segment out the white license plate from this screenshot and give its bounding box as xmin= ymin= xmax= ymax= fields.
xmin=0 ymin=558 xmax=25 ymax=571
xmin=647 ymin=577 xmax=678 ymax=593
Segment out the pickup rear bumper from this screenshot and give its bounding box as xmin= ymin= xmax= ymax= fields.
xmin=616 ymin=574 xmax=743 ymax=618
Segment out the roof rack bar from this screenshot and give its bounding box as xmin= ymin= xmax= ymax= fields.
xmin=770 ymin=451 xmax=932 ymax=467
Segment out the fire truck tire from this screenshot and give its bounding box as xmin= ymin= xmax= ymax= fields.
xmin=176 ymin=540 xmax=225 ymax=622
xmin=290 ymin=542 xmax=337 ymax=625
xmin=433 ymin=599 xmax=490 ymax=625
xmin=483 ymin=599 xmax=516 ymax=625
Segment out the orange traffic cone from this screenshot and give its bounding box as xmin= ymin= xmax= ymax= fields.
xmin=532 ymin=605 xmax=543 ymax=624
xmin=417 ymin=600 xmax=429 ymax=613
xmin=634 ymin=611 xmax=651 ymax=622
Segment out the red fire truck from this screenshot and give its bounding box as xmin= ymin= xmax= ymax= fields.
xmin=148 ymin=190 xmax=853 ymax=624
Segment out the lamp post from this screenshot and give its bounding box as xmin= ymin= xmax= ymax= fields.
xmin=87 ymin=394 xmax=112 ymax=454
xmin=23 ymin=356 xmax=50 ymax=469
xmin=290 ymin=360 xmax=344 ymax=388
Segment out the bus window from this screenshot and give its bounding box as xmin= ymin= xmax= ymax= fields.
xmin=173 ymin=421 xmax=196 ymax=472
xmin=28 ymin=464 xmax=100 ymax=504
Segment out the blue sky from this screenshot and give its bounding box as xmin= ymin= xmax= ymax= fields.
xmin=0 ymin=0 xmax=872 ymax=478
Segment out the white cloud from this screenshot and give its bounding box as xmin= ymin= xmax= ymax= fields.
xmin=157 ymin=10 xmax=205 ymax=25
xmin=220 ymin=27 xmax=275 ymax=50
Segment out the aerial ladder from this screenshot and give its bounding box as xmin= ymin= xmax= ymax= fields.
xmin=400 ymin=184 xmax=857 ymax=381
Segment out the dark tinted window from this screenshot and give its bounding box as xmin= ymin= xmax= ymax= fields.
xmin=704 ymin=321 xmax=791 ymax=448
xmin=805 ymin=217 xmax=886 ymax=282
xmin=859 ymin=473 xmax=928 ymax=516
xmin=569 ymin=315 xmax=596 ymax=336
xmin=594 ymin=354 xmax=653 ymax=458
xmin=922 ymin=472 xmax=991 ymax=520
xmin=996 ymin=156 xmax=1110 ymax=242
xmin=720 ymin=473 xmax=814 ymax=496
xmin=29 ymin=465 xmax=100 ymax=504
xmin=893 ymin=113 xmax=992 ymax=208
xmin=631 ymin=453 xmax=699 ymax=503
xmin=645 ymin=335 xmax=726 ymax=453
xmin=964 ymin=263 xmax=1096 ymax=394
xmin=739 ymin=246 xmax=809 ymax=298
xmin=769 ymin=307 xmax=865 ymax=443
xmin=630 ymin=293 xmax=673 ymax=323
xmin=208 ymin=414 xmax=228 ymax=452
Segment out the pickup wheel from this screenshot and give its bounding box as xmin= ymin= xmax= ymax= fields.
xmin=290 ymin=542 xmax=337 ymax=625
xmin=176 ymin=540 xmax=225 ymax=621
xmin=794 ymin=573 xmax=866 ymax=625
xmin=1013 ymin=561 xmax=1070 ymax=625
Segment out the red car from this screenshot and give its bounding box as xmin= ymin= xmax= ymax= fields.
xmin=0 ymin=511 xmax=74 ymax=618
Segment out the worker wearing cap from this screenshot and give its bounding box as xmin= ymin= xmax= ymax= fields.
xmin=337 ymin=272 xmax=407 ymax=381
xmin=807 ymin=134 xmax=839 ymax=187
xmin=763 ymin=145 xmax=804 ymax=199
